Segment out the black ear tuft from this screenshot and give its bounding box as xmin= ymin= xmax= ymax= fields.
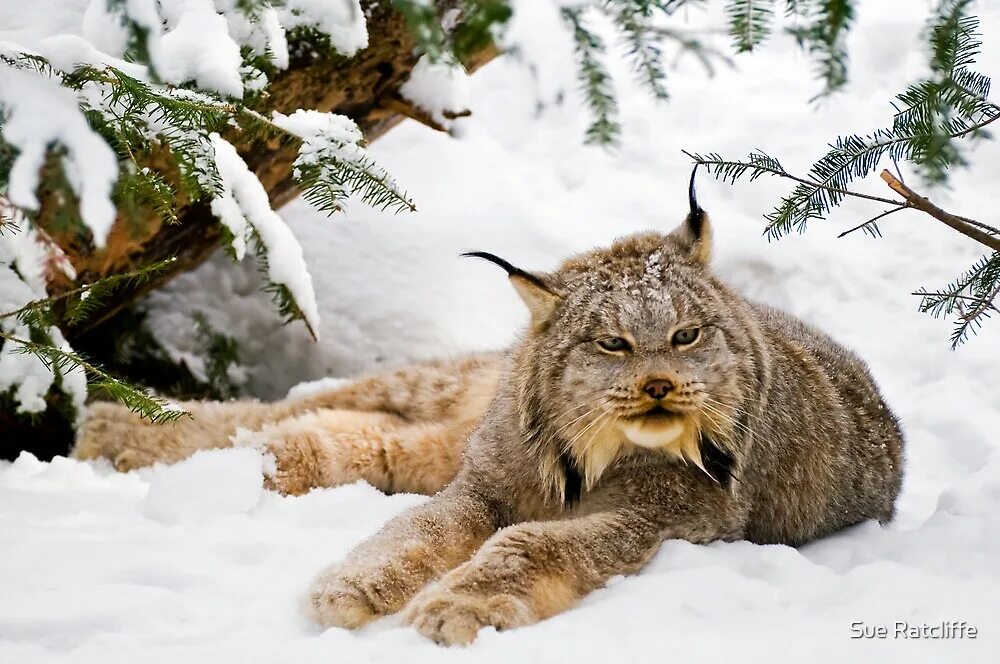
xmin=687 ymin=164 xmax=706 ymax=240
xmin=461 ymin=251 xmax=549 ymax=290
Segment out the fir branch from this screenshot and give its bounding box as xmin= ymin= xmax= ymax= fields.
xmin=192 ymin=311 xmax=241 ymax=400
xmin=787 ymin=0 xmax=854 ymax=96
xmin=891 ymin=1 xmax=996 ymax=183
xmin=0 ymin=329 xmax=188 ymax=423
xmin=392 ymin=0 xmax=451 ymax=62
xmin=836 ymin=206 xmax=905 ymax=239
xmin=243 ymin=227 xmax=319 ymax=341
xmin=562 ymin=6 xmax=621 ymax=146
xmin=915 ymin=251 xmax=1000 ymax=348
xmin=0 ymin=259 xmax=177 ymax=327
xmin=651 ymin=27 xmax=735 ymax=76
xmin=727 ymin=0 xmax=775 ymax=53
xmin=684 ymin=150 xmax=903 ymax=204
xmin=451 ymin=0 xmax=512 ymax=62
xmin=614 ymin=2 xmax=670 ymax=100
xmin=685 ymin=99 xmax=1000 ymax=241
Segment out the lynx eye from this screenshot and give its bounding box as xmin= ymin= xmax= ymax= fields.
xmin=596 ymin=337 xmax=632 ymax=353
xmin=671 ymin=327 xmax=700 ymax=346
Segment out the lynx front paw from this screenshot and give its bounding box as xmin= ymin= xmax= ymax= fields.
xmin=308 ymin=559 xmax=419 ymax=629
xmin=403 ymin=583 xmax=533 ymax=646
xmin=308 ymin=577 xmax=379 ymax=629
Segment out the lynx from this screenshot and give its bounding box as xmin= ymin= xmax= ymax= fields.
xmin=73 ymin=174 xmax=904 ymax=646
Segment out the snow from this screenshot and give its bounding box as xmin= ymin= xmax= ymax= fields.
xmin=154 ymin=8 xmax=245 ymax=98
xmin=140 ymin=448 xmax=265 ymax=524
xmin=0 ymin=216 xmax=87 ymax=415
xmin=279 ymin=0 xmax=368 ymax=56
xmin=0 ymin=66 xmax=118 ymax=248
xmin=209 ymin=133 xmax=321 ymax=338
xmin=271 ymin=108 xmax=408 ymax=217
xmin=285 ymin=376 xmax=352 ymax=401
xmin=400 ymin=55 xmax=472 ymax=127
xmin=4 ymin=0 xmax=1000 ymax=661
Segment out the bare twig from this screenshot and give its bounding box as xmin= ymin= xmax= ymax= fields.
xmin=879 ymin=170 xmax=1000 ymax=252
xmin=954 ymin=216 xmax=1000 ymax=236
xmin=837 ymin=207 xmax=907 ymax=238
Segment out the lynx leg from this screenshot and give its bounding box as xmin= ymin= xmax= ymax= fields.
xmin=73 ymin=354 xmax=498 ymax=471
xmin=245 ymin=410 xmax=469 ymax=496
xmin=72 ymin=399 xmax=318 ymax=470
xmin=401 ymin=510 xmax=660 ymax=645
xmin=292 ymin=354 xmax=500 ymax=422
xmin=308 ymin=487 xmax=500 ymax=629
xmin=404 ymin=478 xmax=745 ymax=646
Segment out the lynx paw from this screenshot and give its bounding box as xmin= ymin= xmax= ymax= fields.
xmin=236 ymin=426 xmax=329 ymax=496
xmin=308 ymin=560 xmax=416 ymax=629
xmin=308 ymin=577 xmax=379 ymax=629
xmin=403 ymin=583 xmax=532 ymax=646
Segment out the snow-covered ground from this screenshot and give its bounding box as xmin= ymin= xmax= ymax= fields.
xmin=3 ymin=1 xmax=1000 ymax=662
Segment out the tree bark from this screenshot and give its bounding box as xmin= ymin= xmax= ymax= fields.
xmin=33 ymin=1 xmax=498 ymax=339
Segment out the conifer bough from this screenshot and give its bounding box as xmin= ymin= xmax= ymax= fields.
xmin=10 ymin=1 xmax=500 ymax=339
xmin=687 ymin=0 xmax=1000 ymax=348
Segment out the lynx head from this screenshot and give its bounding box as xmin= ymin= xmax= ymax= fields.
xmin=466 ymin=171 xmax=761 ymax=497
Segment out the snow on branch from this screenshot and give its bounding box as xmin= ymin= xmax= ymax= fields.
xmin=0 ymin=0 xmax=394 ymax=419
xmin=210 ymin=133 xmax=321 ymax=339
xmin=272 ymin=109 xmax=416 ymax=214
xmin=399 ymin=55 xmax=472 ymax=131
xmin=0 ymin=66 xmax=118 ymax=247
xmin=0 ymin=215 xmax=86 ymax=415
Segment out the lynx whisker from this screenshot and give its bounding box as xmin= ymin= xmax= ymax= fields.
xmin=550 ymin=397 xmax=612 ymax=440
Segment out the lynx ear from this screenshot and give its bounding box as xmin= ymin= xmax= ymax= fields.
xmin=669 ymin=165 xmax=713 ymax=264
xmin=462 ymin=251 xmax=560 ymax=327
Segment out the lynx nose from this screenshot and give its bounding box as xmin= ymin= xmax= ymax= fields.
xmin=643 ymin=379 xmax=673 ymax=400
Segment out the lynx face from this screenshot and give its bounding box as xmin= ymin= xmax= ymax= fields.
xmin=532 ymin=234 xmax=755 ymax=485
xmin=466 ymin=205 xmax=757 ymax=490
xmin=558 ymin=271 xmax=744 ymax=450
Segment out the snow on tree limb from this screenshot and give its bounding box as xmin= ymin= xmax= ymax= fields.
xmin=399 ymin=55 xmax=472 ymax=129
xmin=209 ymin=133 xmax=321 ymax=339
xmin=272 ymin=109 xmax=416 ymax=214
xmin=0 ymin=217 xmax=86 ymax=415
xmin=0 ymin=65 xmax=118 ymax=248
xmin=278 ymin=0 xmax=369 ymax=55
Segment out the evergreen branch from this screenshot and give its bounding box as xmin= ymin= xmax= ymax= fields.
xmin=686 ymin=149 xmax=1000 ymax=253
xmin=392 ymin=0 xmax=451 ymax=62
xmin=0 ymin=259 xmax=176 ymax=327
xmin=685 ymin=102 xmax=1000 ymax=240
xmin=879 ymin=169 xmax=1000 ymax=253
xmin=191 ymin=311 xmax=241 ymax=400
xmin=245 ymin=227 xmax=319 ymax=342
xmin=914 ymin=251 xmax=1000 ymax=347
xmin=0 ymin=329 xmax=188 ymax=423
xmin=562 ymin=6 xmax=621 ymax=146
xmin=836 ymin=206 xmax=906 ymax=239
xmin=912 ymin=290 xmax=1000 ymax=314
xmin=957 ymin=216 xmax=1000 ymax=236
xmin=727 ymin=0 xmax=774 ymax=53
xmin=613 ymin=2 xmax=670 ymax=100
xmin=651 ymin=27 xmax=735 ymax=76
xmin=787 ymin=0 xmax=854 ymax=96
xmin=683 ymin=150 xmax=904 ymax=207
